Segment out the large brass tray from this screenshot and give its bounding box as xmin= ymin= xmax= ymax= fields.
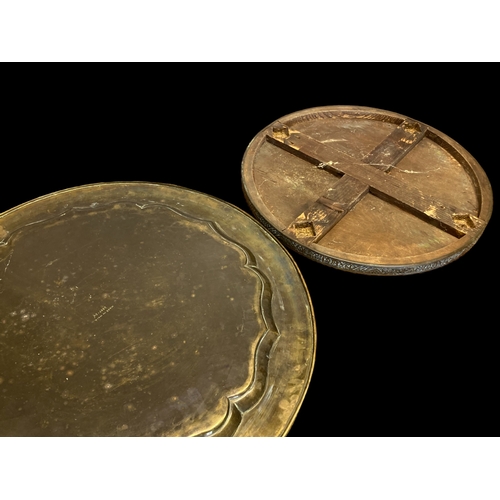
xmin=0 ymin=182 xmax=315 ymax=436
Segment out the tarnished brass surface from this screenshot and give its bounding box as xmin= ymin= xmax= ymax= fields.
xmin=0 ymin=182 xmax=315 ymax=436
xmin=242 ymin=106 xmax=493 ymax=275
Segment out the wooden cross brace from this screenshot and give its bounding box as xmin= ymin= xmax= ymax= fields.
xmin=266 ymin=120 xmax=484 ymax=244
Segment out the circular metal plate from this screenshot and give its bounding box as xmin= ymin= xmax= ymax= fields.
xmin=242 ymin=106 xmax=493 ymax=275
xmin=0 ymin=182 xmax=315 ymax=436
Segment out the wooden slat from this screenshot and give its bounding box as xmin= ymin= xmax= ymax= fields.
xmin=284 ymin=176 xmax=368 ymax=244
xmin=363 ymin=120 xmax=427 ymax=169
xmin=281 ymin=120 xmax=428 ymax=243
xmin=268 ymin=125 xmax=484 ymax=238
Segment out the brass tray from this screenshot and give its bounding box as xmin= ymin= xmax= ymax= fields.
xmin=242 ymin=106 xmax=493 ymax=275
xmin=0 ymin=182 xmax=315 ymax=436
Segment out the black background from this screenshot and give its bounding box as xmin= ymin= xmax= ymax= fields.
xmin=2 ymin=66 xmax=496 ymax=437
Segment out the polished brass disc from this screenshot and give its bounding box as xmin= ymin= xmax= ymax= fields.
xmin=242 ymin=106 xmax=493 ymax=275
xmin=0 ymin=182 xmax=315 ymax=436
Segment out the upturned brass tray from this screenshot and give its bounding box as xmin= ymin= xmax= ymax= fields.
xmin=0 ymin=182 xmax=315 ymax=436
xmin=242 ymin=106 xmax=493 ymax=275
